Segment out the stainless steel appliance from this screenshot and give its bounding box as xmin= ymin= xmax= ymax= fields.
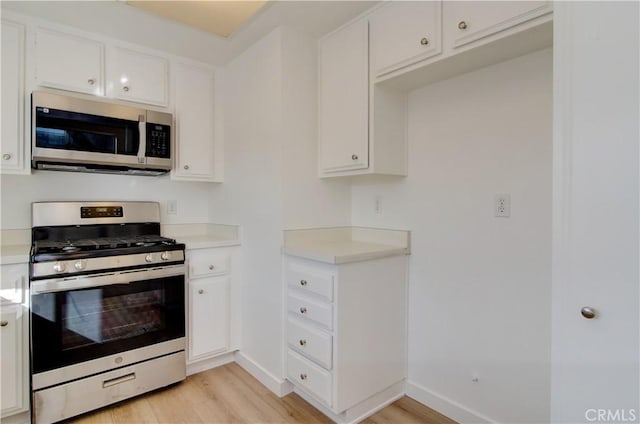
xmin=32 ymin=91 xmax=172 ymax=176
xmin=29 ymin=202 xmax=186 ymax=424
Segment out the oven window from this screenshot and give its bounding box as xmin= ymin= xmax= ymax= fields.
xmin=31 ymin=275 xmax=184 ymax=374
xmin=61 ymin=289 xmax=164 ymax=351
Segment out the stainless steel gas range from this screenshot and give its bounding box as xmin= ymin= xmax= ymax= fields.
xmin=29 ymin=202 xmax=186 ymax=424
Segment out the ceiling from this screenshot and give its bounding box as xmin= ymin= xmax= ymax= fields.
xmin=125 ymin=1 xmax=269 ymax=38
xmin=1 ymin=0 xmax=378 ymax=65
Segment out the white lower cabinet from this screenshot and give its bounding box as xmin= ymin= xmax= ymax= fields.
xmin=186 ymin=247 xmax=237 ymax=366
xmin=0 ymin=263 xmax=28 ymax=420
xmin=189 ymin=276 xmax=229 ymax=359
xmin=284 ymin=254 xmax=407 ymax=416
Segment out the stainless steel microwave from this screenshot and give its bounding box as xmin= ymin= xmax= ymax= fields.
xmin=32 ymin=91 xmax=173 ymax=176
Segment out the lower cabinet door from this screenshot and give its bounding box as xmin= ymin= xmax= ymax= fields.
xmin=188 ymin=276 xmax=229 ymax=361
xmin=1 ymin=306 xmax=27 ymax=418
xmin=287 ymin=350 xmax=332 ymax=406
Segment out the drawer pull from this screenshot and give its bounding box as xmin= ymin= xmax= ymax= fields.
xmin=300 ymin=279 xmax=308 ymax=286
xmin=209 ymin=265 xmax=215 ymax=270
xmin=299 ymin=339 xmax=307 ymax=347
xmin=300 ymin=373 xmax=308 ymax=381
xmin=299 ymin=307 xmax=307 ymax=314
xmin=103 ymin=372 xmax=136 ymax=388
xmin=0 ymin=321 xmax=8 ymax=327
xmin=198 ymin=289 xmax=204 ymax=294
xmin=458 ymin=20 xmax=468 ymax=30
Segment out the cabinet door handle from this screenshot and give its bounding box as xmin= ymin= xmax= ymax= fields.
xmin=198 ymin=289 xmax=204 ymax=294
xmin=299 ymin=307 xmax=307 ymax=314
xmin=0 ymin=321 xmax=8 ymax=327
xmin=123 ymin=86 xmax=130 ymax=92
xmin=458 ymin=21 xmax=468 ymax=30
xmin=209 ymin=265 xmax=214 ymax=270
xmin=88 ymin=78 xmax=96 ymax=85
xmin=299 ymin=339 xmax=307 ymax=347
xmin=351 ymin=154 xmax=358 ymax=161
xmin=184 ymin=165 xmax=190 ymax=170
xmin=581 ymin=306 xmax=596 ymax=319
xmin=420 ymin=37 xmax=429 ymax=45
xmin=300 ymin=373 xmax=307 ymax=380
xmin=300 ymin=279 xmax=307 ymax=286
xmin=2 ymin=153 xmax=12 ymax=161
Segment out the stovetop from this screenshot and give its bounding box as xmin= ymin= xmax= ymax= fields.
xmin=34 ymin=235 xmax=178 ymax=255
xmin=31 ymin=235 xmax=184 ymax=263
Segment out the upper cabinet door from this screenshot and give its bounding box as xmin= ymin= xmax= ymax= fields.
xmin=172 ymin=62 xmax=215 ymax=181
xmin=444 ymin=1 xmax=552 ymax=50
xmin=35 ymin=27 xmax=104 ymax=95
xmin=1 ymin=19 xmax=26 ymax=174
xmin=110 ymin=46 xmax=169 ymax=106
xmin=370 ymin=1 xmax=442 ymax=78
xmin=318 ymin=19 xmax=369 ymax=174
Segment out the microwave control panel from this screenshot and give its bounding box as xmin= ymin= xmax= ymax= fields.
xmin=146 ymin=123 xmax=171 ymax=158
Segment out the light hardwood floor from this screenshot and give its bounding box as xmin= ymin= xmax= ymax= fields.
xmin=69 ymin=363 xmax=456 ymax=424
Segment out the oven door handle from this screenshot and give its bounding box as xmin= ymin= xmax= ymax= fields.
xmin=30 ymin=265 xmax=185 ymax=294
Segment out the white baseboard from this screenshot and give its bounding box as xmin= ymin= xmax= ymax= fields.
xmin=405 ymin=380 xmax=494 ymax=423
xmin=294 ymin=380 xmax=404 ymax=424
xmin=186 ymin=351 xmax=236 ymax=376
xmin=234 ymin=351 xmax=293 ymax=397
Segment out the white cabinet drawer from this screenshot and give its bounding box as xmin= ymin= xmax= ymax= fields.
xmin=188 ymin=250 xmax=229 ymax=278
xmin=287 ymin=293 xmax=333 ymax=330
xmin=287 ymin=318 xmax=332 ymax=369
xmin=287 ymin=262 xmax=334 ymax=302
xmin=287 ymin=350 xmax=332 ymax=406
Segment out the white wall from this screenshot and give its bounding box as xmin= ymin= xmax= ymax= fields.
xmin=351 ymin=49 xmax=552 ymax=423
xmin=0 ymin=172 xmax=209 ymax=229
xmin=208 ymin=26 xmax=350 ymax=381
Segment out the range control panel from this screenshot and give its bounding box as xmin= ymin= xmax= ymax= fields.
xmin=80 ymin=206 xmax=124 ymax=218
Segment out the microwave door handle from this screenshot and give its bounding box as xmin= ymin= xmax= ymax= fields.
xmin=137 ymin=114 xmax=146 ymax=164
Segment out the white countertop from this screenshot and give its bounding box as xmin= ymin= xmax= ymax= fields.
xmin=162 ymin=223 xmax=241 ymax=250
xmin=0 ymin=244 xmax=30 ymax=265
xmin=282 ymin=227 xmax=410 ymax=264
xmin=0 ymin=229 xmax=30 ymax=265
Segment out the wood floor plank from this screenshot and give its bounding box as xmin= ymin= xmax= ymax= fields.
xmin=66 ymin=363 xmax=456 ymax=424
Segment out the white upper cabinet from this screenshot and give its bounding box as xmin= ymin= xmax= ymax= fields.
xmin=1 ymin=19 xmax=27 ymax=174
xmin=370 ymin=1 xmax=442 ymax=78
xmin=443 ymin=1 xmax=552 ymax=51
xmin=109 ymin=46 xmax=169 ymax=107
xmin=33 ymin=26 xmax=169 ymax=107
xmin=34 ymin=27 xmax=104 ymax=95
xmin=172 ymin=61 xmax=216 ymax=181
xmin=318 ymin=19 xmax=369 ymax=174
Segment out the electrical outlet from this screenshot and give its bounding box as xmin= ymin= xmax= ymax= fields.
xmin=167 ymin=200 xmax=178 ymax=215
xmin=494 ymin=194 xmax=510 ymax=217
xmin=374 ymin=196 xmax=382 ymax=214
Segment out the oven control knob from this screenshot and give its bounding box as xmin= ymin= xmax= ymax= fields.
xmin=145 ymin=254 xmax=154 ymax=263
xmin=161 ymin=251 xmax=171 ymax=261
xmin=53 ymin=262 xmax=66 ymax=273
xmin=74 ymin=260 xmax=86 ymax=271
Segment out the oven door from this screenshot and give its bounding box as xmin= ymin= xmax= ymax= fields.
xmin=30 ymin=265 xmax=185 ymax=388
